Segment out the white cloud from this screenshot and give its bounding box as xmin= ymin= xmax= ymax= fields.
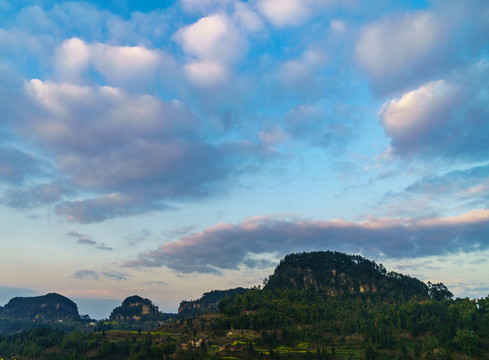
xmin=91 ymin=43 xmax=164 ymax=86
xmin=174 ymin=13 xmax=246 ymax=64
xmin=233 ymin=2 xmax=264 ymax=33
xmin=257 ymin=0 xmax=311 ymax=27
xmin=54 ymin=38 xmax=91 ymax=83
xmin=174 ymin=13 xmax=246 ymax=86
xmin=11 ymin=78 xmax=271 ymax=222
xmin=354 ymin=1 xmax=489 ymax=94
xmin=380 ymin=80 xmax=459 ymax=144
xmin=54 ymin=38 xmax=172 ymax=89
xmin=356 ymin=11 xmax=446 ymax=93
xmin=257 ymin=0 xmax=336 ymax=27
xmin=23 ymin=79 xmax=202 ymax=190
xmin=330 ymin=19 xmax=347 ymax=34
xmin=183 ymin=61 xmax=230 ymax=87
xmin=356 ymin=11 xmax=442 ymax=75
xmin=379 ymin=62 xmax=489 ymax=160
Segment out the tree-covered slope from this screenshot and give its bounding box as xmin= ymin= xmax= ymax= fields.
xmin=109 ymin=295 xmax=163 ymax=321
xmin=178 ymin=288 xmax=248 ymax=317
xmin=263 ymin=251 xmax=446 ymax=300
xmin=2 ymin=293 xmax=80 ymax=321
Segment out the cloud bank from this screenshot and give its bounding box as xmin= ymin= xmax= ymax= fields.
xmin=126 ymin=209 xmax=489 ymax=274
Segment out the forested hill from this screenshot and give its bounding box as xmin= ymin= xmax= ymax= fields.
xmin=1 ymin=293 xmax=80 ymax=321
xmin=178 ymin=288 xmax=248 ymax=317
xmin=110 ymin=295 xmax=166 ymax=321
xmin=263 ymin=251 xmax=451 ymax=300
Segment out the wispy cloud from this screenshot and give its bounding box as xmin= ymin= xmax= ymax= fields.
xmin=102 ymin=271 xmax=130 ymax=281
xmin=71 ymin=270 xmax=129 ymax=281
xmin=72 ymin=270 xmax=99 ymax=279
xmin=68 ymin=231 xmax=111 ymax=250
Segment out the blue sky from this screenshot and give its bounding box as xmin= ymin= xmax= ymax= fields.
xmin=1 ymin=0 xmax=489 ymax=318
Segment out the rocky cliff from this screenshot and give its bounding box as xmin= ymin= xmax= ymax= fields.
xmin=109 ymin=295 xmax=164 ymax=321
xmin=263 ymin=251 xmax=434 ymax=299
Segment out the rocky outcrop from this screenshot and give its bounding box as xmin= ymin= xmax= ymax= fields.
xmin=2 ymin=293 xmax=80 ymax=321
xmin=263 ymin=251 xmax=431 ymax=299
xmin=109 ymin=295 xmax=163 ymax=321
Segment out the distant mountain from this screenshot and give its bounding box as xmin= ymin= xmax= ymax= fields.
xmin=2 ymin=293 xmax=80 ymax=321
xmin=109 ymin=295 xmax=168 ymax=321
xmin=178 ymin=288 xmax=248 ymax=317
xmin=263 ymin=251 xmax=447 ymax=300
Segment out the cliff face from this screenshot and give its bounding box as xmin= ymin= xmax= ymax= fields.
xmin=178 ymin=288 xmax=248 ymax=317
xmin=2 ymin=293 xmax=80 ymax=321
xmin=109 ymin=295 xmax=163 ymax=321
xmin=264 ymin=251 xmax=429 ymax=299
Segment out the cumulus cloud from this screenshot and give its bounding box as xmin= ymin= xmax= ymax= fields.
xmin=183 ymin=61 xmax=230 ymax=87
xmin=174 ymin=13 xmax=246 ymax=86
xmin=356 ymin=11 xmax=445 ymax=93
xmin=257 ymin=0 xmax=315 ymax=27
xmin=175 ymin=13 xmax=245 ymax=63
xmin=356 ymin=1 xmax=489 ymax=94
xmin=4 ymin=79 xmax=272 ymax=222
xmin=380 ymin=65 xmax=489 ymax=160
xmin=54 ymin=38 xmax=175 ymax=90
xmin=125 ymin=209 xmax=489 ymax=273
xmin=54 ymin=37 xmax=91 ymax=83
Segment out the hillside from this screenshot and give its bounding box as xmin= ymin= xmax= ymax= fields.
xmin=0 ymin=251 xmax=487 ymax=359
xmin=109 ymin=295 xmax=162 ymax=321
xmin=263 ymin=251 xmax=446 ymax=300
xmin=178 ymin=288 xmax=248 ymax=317
xmin=2 ymin=293 xmax=80 ymax=321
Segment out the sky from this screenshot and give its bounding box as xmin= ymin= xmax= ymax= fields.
xmin=1 ymin=0 xmax=489 ymax=319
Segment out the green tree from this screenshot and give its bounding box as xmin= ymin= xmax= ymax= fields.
xmin=454 ymin=329 xmax=479 ymax=356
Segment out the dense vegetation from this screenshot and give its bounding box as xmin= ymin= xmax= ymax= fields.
xmin=0 ymin=293 xmax=86 ymax=335
xmin=263 ymin=252 xmax=446 ymax=300
xmin=1 ymin=293 xmax=80 ymax=321
xmin=110 ymin=295 xmax=164 ymax=321
xmin=178 ymin=288 xmax=249 ymax=317
xmin=0 ymin=251 xmax=488 ymax=359
xmin=0 ymin=327 xmax=177 ymax=359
